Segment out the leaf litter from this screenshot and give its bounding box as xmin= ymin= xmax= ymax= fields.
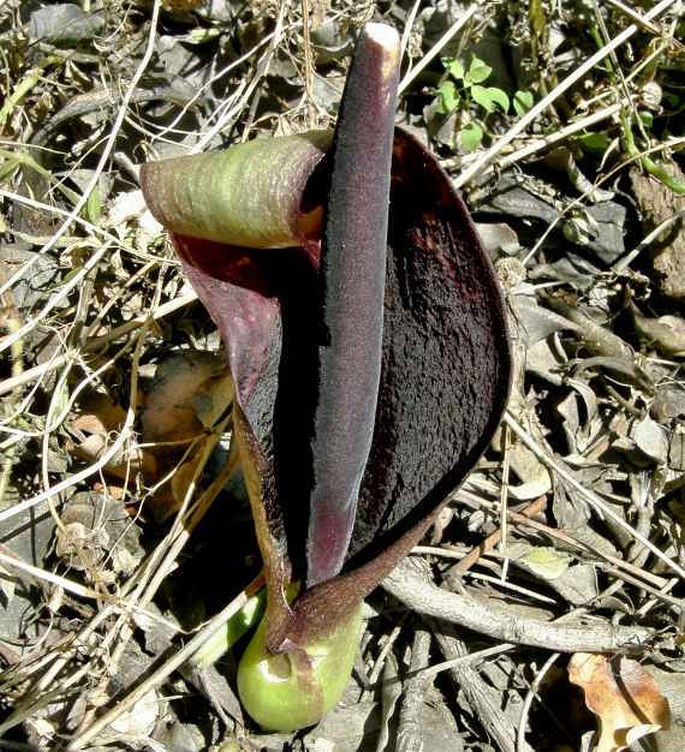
xmin=1 ymin=1 xmax=685 ymax=750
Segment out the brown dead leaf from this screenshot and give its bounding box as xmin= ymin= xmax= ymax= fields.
xmin=568 ymin=653 xmax=670 ymax=752
xmin=74 ymin=391 xmax=127 ymax=432
xmin=133 ymin=352 xmax=235 ymax=522
xmin=141 ymin=352 xmax=232 ymax=444
xmin=71 ymin=413 xmax=109 ymax=435
xmin=67 ymin=412 xmax=157 ymax=478
xmin=65 ymin=352 xmax=234 ymax=523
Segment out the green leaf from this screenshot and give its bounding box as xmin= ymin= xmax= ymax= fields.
xmin=663 ymin=92 xmax=681 ymax=109
xmin=528 ymin=0 xmax=546 ymax=36
xmin=460 ymin=121 xmax=483 ymax=152
xmin=642 ymin=156 xmax=685 ymax=195
xmin=575 ymin=132 xmax=611 ymax=152
xmin=184 ymin=26 xmax=221 ymax=44
xmin=443 ymin=57 xmax=466 ymax=81
xmin=639 ymin=110 xmax=654 ymax=129
xmin=437 ymin=80 xmax=460 ymax=114
xmin=513 ymin=90 xmax=534 ymax=117
xmin=471 ymin=85 xmax=509 ymax=114
xmin=521 ymin=547 xmax=571 ymax=580
xmin=465 ymin=57 xmax=492 ymax=85
xmin=86 ymin=187 xmax=102 ymax=224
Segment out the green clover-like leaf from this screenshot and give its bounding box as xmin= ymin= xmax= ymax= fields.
xmin=437 ymin=80 xmax=460 ymax=114
xmin=465 ymin=57 xmax=492 ymax=85
xmin=460 ymin=121 xmax=483 ymax=152
xmin=471 ymin=84 xmax=509 ymax=114
xmin=513 ymin=90 xmax=534 ymax=117
xmin=443 ymin=57 xmax=465 ymax=81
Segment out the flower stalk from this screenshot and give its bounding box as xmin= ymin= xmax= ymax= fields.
xmin=141 ymin=21 xmax=511 ymax=732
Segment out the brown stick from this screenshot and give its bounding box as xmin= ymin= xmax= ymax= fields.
xmin=384 ymin=558 xmax=653 ymax=654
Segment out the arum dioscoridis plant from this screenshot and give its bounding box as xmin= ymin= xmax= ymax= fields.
xmin=141 ymin=23 xmax=511 ymax=732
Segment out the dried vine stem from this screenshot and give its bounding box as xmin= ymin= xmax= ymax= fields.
xmin=383 ymin=558 xmax=652 ymax=653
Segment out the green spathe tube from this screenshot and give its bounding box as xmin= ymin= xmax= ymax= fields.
xmin=237 ymin=603 xmax=363 ymax=732
xmin=141 ymin=130 xmax=332 ymax=249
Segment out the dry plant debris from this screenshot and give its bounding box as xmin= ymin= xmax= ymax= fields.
xmin=568 ymin=652 xmax=671 ymax=752
xmin=0 ymin=1 xmax=684 ymax=750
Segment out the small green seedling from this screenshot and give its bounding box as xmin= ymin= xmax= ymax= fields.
xmin=436 ymin=55 xmax=533 ymax=152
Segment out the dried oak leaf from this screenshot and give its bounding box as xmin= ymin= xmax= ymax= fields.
xmin=568 ymin=652 xmax=670 ymax=752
